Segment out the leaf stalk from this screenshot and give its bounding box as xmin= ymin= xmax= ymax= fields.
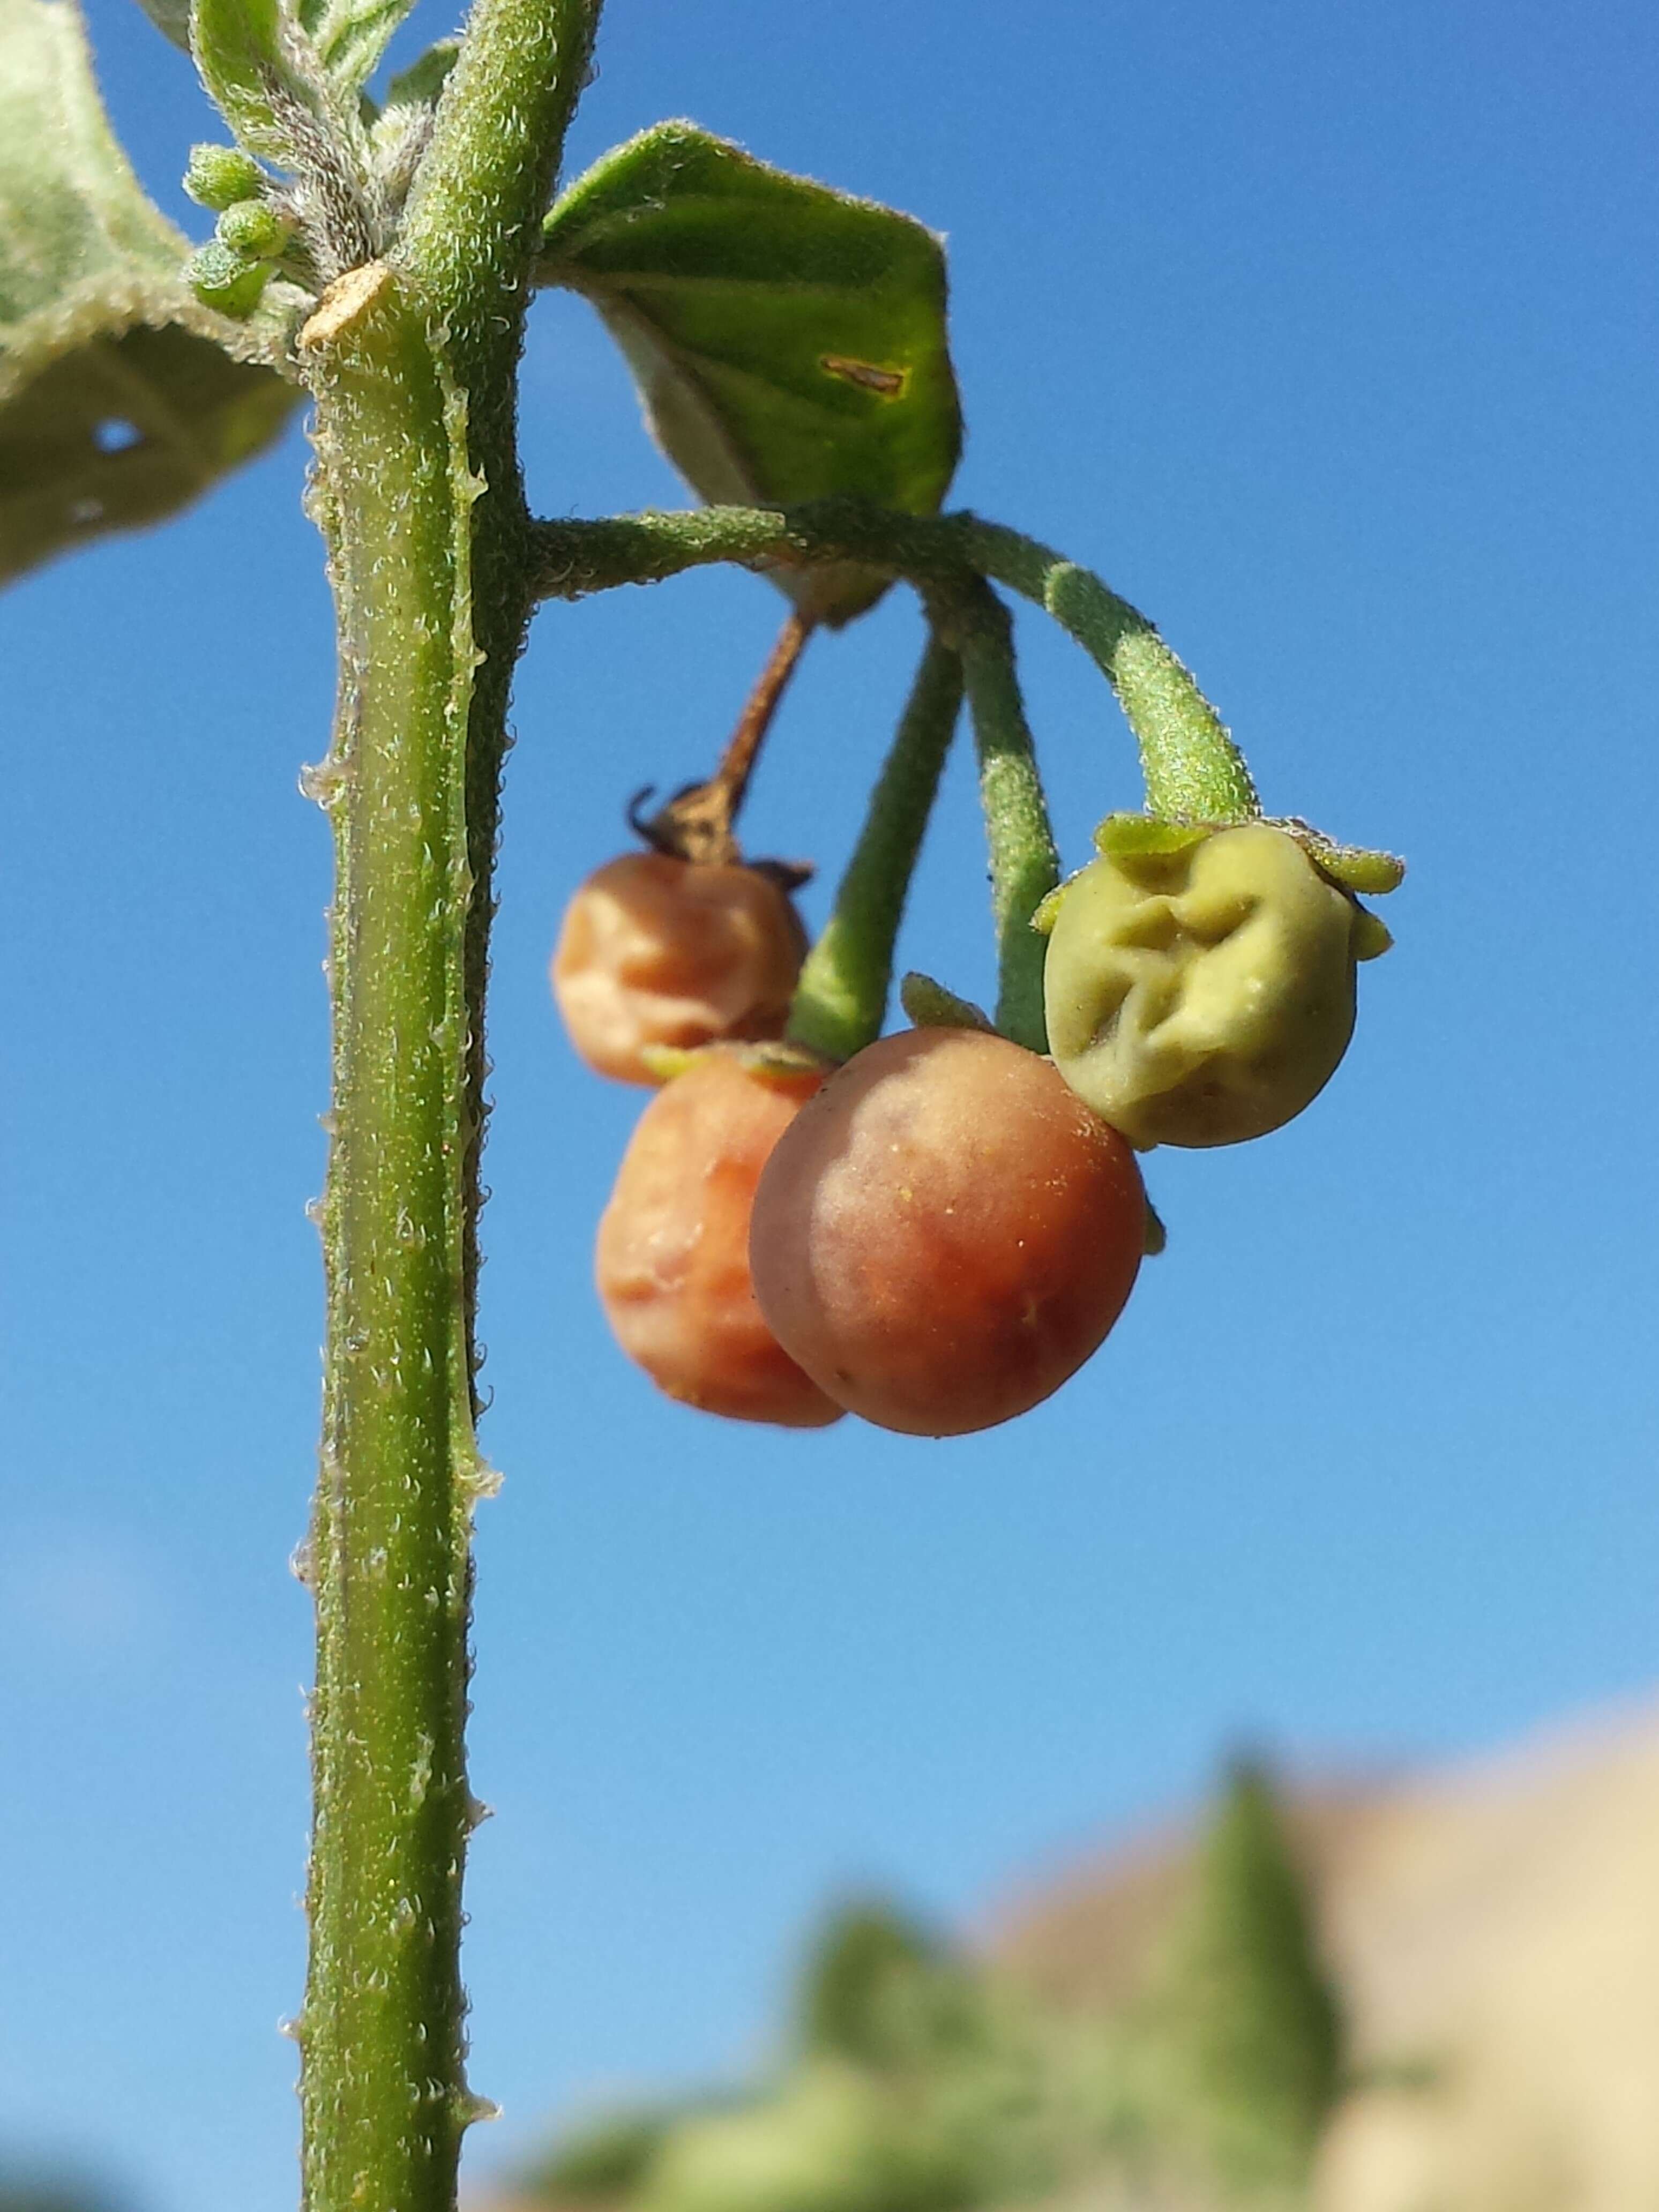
xmin=527 ymin=502 xmax=1259 ymax=825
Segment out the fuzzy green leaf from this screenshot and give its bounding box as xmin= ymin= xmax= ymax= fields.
xmin=190 ymin=0 xmax=287 ymax=153
xmin=132 ymin=0 xmax=192 ymax=51
xmin=382 ymin=34 xmax=457 ymax=108
xmin=540 ymin=122 xmax=962 ymax=625
xmin=0 ymin=0 xmax=297 ymax=584
xmin=304 ymin=0 xmax=417 ymax=92
xmin=189 ymin=0 xmax=348 ymax=167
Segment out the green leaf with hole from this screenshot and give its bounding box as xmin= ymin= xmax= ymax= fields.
xmin=0 ymin=0 xmax=298 ymax=585
xmin=540 ymin=122 xmax=962 ymax=625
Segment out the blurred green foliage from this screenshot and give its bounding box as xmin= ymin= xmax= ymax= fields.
xmin=519 ymin=1766 xmax=1343 ymax=2212
xmin=0 ymin=2177 xmax=128 ymax=2212
xmin=1147 ymin=1762 xmax=1344 ymax=2197
xmin=0 ymin=0 xmax=297 ymax=585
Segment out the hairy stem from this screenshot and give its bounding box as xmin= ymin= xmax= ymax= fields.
xmin=952 ymin=517 xmax=1258 ymax=824
xmin=928 ymin=579 xmax=1058 ymax=1053
xmin=298 ymin=266 xmax=482 ymax=2212
xmin=293 ymin=5 xmax=603 ymax=2208
xmin=787 ymin=625 xmax=962 ymax=1061
xmin=529 ymin=503 xmax=1259 ymax=824
xmin=398 ymin=0 xmax=602 ymax=368
xmin=399 ymin=0 xmax=607 ymax=1344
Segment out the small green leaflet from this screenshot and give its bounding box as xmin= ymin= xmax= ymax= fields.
xmin=541 ymin=123 xmax=962 ymax=625
xmin=190 ymin=0 xmax=316 ymax=161
xmin=299 ymin=0 xmax=419 ymax=95
xmin=382 ymin=36 xmax=458 ymax=109
xmin=188 ymin=0 xmax=368 ymax=171
xmin=0 ymin=0 xmax=296 ymax=585
xmin=146 ymin=0 xmax=415 ymax=103
xmin=190 ymin=0 xmax=295 ymax=160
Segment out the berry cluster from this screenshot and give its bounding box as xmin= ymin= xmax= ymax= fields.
xmin=557 ymin=850 xmax=1148 ymax=1438
xmin=552 ymin=617 xmax=1400 ymax=1440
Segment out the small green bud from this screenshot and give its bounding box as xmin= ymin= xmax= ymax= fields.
xmin=215 ymin=197 xmax=292 ymax=259
xmin=186 ymin=241 xmax=272 ymax=320
xmin=183 ymin=143 xmax=264 ymax=212
xmin=1044 ymin=820 xmax=1382 ymax=1148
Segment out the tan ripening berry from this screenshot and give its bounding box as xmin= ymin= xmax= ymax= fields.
xmin=596 ymin=1047 xmax=845 ymax=1429
xmin=553 ymin=852 xmax=806 ymax=1085
xmin=749 ymin=1028 xmax=1145 ymax=1437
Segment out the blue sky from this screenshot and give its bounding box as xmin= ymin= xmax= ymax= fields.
xmin=3 ymin=3 xmax=1656 ymax=2209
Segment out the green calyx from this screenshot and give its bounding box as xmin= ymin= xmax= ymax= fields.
xmin=1037 ymin=809 xmax=1400 ymax=962
xmin=1268 ymin=816 xmax=1406 ymax=896
xmin=1083 ymin=809 xmax=1404 ymax=894
xmin=1093 ymin=812 xmax=1214 ymax=863
xmin=1043 ymin=820 xmax=1393 ymax=1150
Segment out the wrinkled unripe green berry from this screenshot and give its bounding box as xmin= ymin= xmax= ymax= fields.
xmin=1044 ymin=821 xmax=1378 ymax=1148
xmin=183 ymin=143 xmax=264 ymax=212
xmin=215 ymin=198 xmax=292 ymax=260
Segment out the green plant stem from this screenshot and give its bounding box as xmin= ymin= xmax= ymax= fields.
xmin=299 ymin=266 xmax=481 ymax=2212
xmin=399 ymin=0 xmax=606 ymax=1342
xmin=528 ymin=503 xmax=1259 ymax=824
xmin=398 ymin=0 xmax=601 ymax=360
xmin=786 ymin=626 xmax=962 ymax=1061
xmin=928 ymin=578 xmax=1058 ymax=1053
xmin=293 ymin=6 xmax=602 ymax=2209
